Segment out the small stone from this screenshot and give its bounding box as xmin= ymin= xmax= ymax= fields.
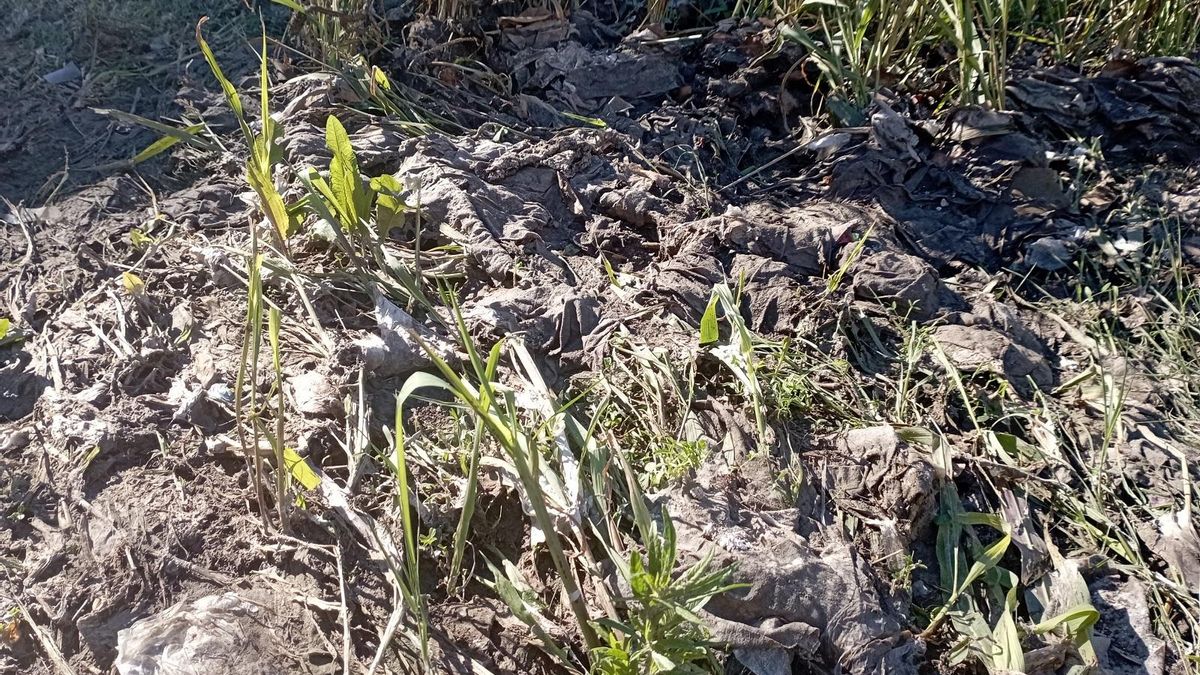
xmin=290 ymin=371 xmax=341 ymax=417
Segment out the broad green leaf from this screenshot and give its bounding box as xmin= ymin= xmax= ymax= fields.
xmin=267 ymin=306 xmax=282 ymax=368
xmin=956 ymin=532 xmax=1011 ymax=593
xmin=94 ymin=109 xmax=215 ymax=151
xmin=699 ymin=293 xmax=720 ymax=345
xmin=94 ymin=108 xmax=199 ymax=141
xmin=926 ymin=489 xmax=1015 ymax=645
xmin=129 ymin=123 xmax=207 ymax=164
xmin=987 ymin=430 xmax=1040 ymax=463
xmin=599 ymin=253 xmax=623 ymax=289
xmin=946 ymin=598 xmax=993 ymax=666
xmin=397 ymin=371 xmax=458 ymax=408
xmin=1033 ymin=604 xmax=1100 ymax=637
xmin=303 ymin=169 xmax=342 ymax=219
xmin=562 ymin=111 xmax=607 ymax=128
xmin=0 ymin=319 xmax=9 ymax=341
xmin=299 ymin=169 xmax=360 ymax=254
xmin=370 ymin=174 xmax=403 ymax=193
xmin=81 ymin=445 xmax=101 ymax=470
xmin=266 ymin=189 xmax=293 ymax=239
xmin=129 ymin=229 xmax=154 ymax=247
xmin=485 ymin=339 xmax=504 ymax=381
xmin=282 ymin=447 xmax=320 ymax=489
xmin=391 ymin=393 xmax=420 ymax=589
xmin=122 ymin=271 xmax=145 ymax=296
xmin=991 ymin=586 xmax=1025 ymax=672
xmin=629 ymin=554 xmax=653 ymax=597
xmin=246 ymin=160 xmax=288 ymax=238
xmin=371 ymin=174 xmax=407 ymax=234
xmin=326 ymin=115 xmax=364 ymax=229
xmin=825 ymin=96 xmax=864 ymax=126
xmin=375 ymin=191 xmax=405 ymax=235
xmin=936 ymin=486 xmax=964 ymax=591
xmin=448 ymin=420 xmax=483 ymax=592
xmin=257 ymin=30 xmax=281 ymax=168
xmin=958 ymin=512 xmax=1006 ymax=531
xmin=649 ymin=651 xmax=676 ymax=670
xmin=241 ymin=34 xmax=291 ymax=241
xmin=372 ymin=65 xmax=393 ymax=91
xmin=1035 ymin=542 xmax=1100 ymax=662
xmin=660 ymin=513 xmax=677 ymax=575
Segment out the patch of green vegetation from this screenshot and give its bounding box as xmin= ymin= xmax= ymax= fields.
xmin=641 ymin=437 xmax=709 ymax=488
xmin=594 ymin=399 xmax=707 ymax=488
xmin=395 ymin=320 xmax=738 ymax=670
xmin=772 ymin=0 xmax=1200 ymax=114
xmin=765 ymin=369 xmax=815 ymax=415
xmin=594 ymin=512 xmax=739 ymax=674
xmin=270 ymin=0 xmax=382 ymax=65
xmin=0 ymin=318 xmax=21 ymax=348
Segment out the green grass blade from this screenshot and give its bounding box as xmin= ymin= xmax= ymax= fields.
xmin=127 ymin=125 xmax=203 ymax=164
xmin=196 ymin=18 xmax=253 ymax=146
xmin=448 ymin=419 xmax=483 ymax=593
xmin=699 ymin=294 xmax=719 ymax=345
xmin=93 ymin=109 xmax=216 ymax=151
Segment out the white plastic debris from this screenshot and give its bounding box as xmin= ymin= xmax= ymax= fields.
xmin=43 ymin=61 xmax=81 ymax=84
xmin=355 ymin=289 xmax=454 ymax=376
xmin=115 ymin=593 xmax=272 ymax=675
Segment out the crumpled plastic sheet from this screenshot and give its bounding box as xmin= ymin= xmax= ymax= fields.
xmin=115 ymin=593 xmax=279 ymax=675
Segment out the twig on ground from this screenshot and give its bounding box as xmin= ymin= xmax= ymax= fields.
xmin=13 ymin=597 xmax=76 ymax=675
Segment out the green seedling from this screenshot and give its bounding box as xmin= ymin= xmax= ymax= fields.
xmin=380 ymin=390 xmax=431 ymax=667
xmin=266 ymin=306 xmax=289 ymax=530
xmin=701 ymin=283 xmax=767 ymax=445
xmin=592 ymin=444 xmax=742 ymax=674
xmin=396 ymin=295 xmax=601 ymax=652
xmin=197 ymin=18 xmax=294 ymax=244
xmin=300 ymin=114 xmax=433 ymax=312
